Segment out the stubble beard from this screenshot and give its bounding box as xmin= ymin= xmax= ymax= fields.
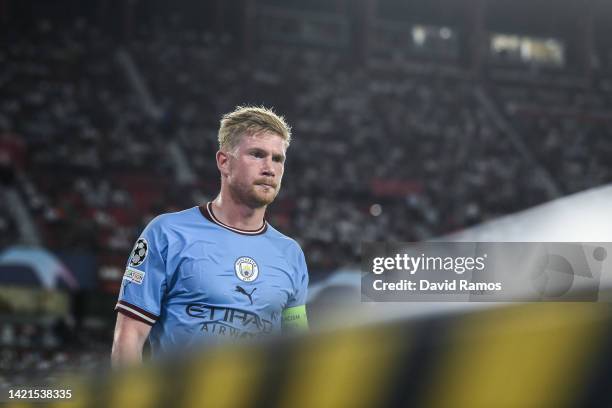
xmin=229 ymin=178 xmax=279 ymax=209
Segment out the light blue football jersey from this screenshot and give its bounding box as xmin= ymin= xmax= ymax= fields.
xmin=114 ymin=203 xmax=309 ymax=355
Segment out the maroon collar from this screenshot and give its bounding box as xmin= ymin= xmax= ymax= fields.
xmin=198 ymin=202 xmax=268 ymax=235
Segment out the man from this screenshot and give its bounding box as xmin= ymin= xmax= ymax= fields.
xmin=111 ymin=106 xmax=309 ymax=366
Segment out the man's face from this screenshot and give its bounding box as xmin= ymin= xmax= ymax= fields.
xmin=220 ymin=131 xmax=287 ymax=208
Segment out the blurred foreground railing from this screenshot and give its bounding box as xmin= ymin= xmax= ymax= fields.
xmin=5 ymin=300 xmax=612 ymax=408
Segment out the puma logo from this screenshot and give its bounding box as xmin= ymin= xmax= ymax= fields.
xmin=235 ymin=285 xmax=257 ymax=305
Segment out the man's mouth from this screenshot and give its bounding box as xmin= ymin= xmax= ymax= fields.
xmin=257 ymin=181 xmax=276 ymax=189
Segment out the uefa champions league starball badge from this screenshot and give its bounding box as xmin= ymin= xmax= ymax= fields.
xmin=129 ymin=238 xmax=148 ymax=267
xmin=234 ymin=257 xmax=259 ymax=282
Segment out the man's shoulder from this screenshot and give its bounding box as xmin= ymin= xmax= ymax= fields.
xmin=265 ymin=224 xmax=304 ymax=255
xmin=145 ymin=207 xmax=198 ymax=233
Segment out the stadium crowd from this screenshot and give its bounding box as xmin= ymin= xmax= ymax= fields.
xmin=0 ymin=319 xmax=108 ymax=388
xmin=493 ymin=76 xmax=612 ymax=194
xmin=2 ymin=17 xmax=612 ymax=277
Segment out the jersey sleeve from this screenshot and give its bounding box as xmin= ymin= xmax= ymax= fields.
xmin=114 ymin=216 xmax=169 ymax=326
xmin=283 ymin=244 xmax=309 ymax=331
xmin=287 ymin=245 xmax=309 ymax=308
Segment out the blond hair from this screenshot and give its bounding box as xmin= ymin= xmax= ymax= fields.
xmin=218 ymin=105 xmax=291 ymax=152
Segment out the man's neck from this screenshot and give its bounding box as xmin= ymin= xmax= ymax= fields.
xmin=211 ymin=194 xmax=266 ymax=231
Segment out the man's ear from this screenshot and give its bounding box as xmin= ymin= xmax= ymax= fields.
xmin=216 ymin=150 xmax=230 ymax=178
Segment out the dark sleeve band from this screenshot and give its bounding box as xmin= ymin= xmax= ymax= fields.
xmin=114 ymin=300 xmax=158 ymax=326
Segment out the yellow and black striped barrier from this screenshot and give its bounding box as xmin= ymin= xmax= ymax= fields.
xmin=6 ymin=302 xmax=612 ymax=408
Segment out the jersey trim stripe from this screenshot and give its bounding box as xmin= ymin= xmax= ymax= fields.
xmin=198 ymin=202 xmax=268 ymax=235
xmin=115 ymin=300 xmax=158 ymax=325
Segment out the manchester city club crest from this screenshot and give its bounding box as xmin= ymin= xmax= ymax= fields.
xmin=234 ymin=256 xmax=259 ymax=282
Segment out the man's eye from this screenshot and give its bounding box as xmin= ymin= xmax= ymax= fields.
xmin=251 ymin=151 xmax=264 ymax=158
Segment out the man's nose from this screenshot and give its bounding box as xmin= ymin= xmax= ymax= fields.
xmin=262 ymin=167 xmax=275 ymax=178
xmin=261 ymin=158 xmax=275 ymax=177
